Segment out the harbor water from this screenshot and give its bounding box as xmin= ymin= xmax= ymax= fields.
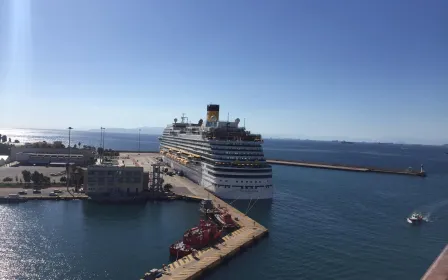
xmin=1 ymin=129 xmax=447 ymax=280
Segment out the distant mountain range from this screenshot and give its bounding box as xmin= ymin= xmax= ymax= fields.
xmin=87 ymin=127 xmax=164 ymax=135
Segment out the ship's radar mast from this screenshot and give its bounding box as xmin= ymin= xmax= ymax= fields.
xmin=181 ymin=113 xmax=188 ymax=124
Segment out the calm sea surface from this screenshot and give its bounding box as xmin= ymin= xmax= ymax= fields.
xmin=1 ymin=128 xmax=448 ymax=280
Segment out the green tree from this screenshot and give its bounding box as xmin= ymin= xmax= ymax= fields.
xmin=8 ymin=138 xmax=11 ymax=142
xmin=14 ymin=139 xmax=20 ymax=143
xmin=60 ymin=176 xmax=67 ymax=182
xmin=73 ymin=144 xmax=77 ymax=148
xmin=31 ymin=171 xmax=42 ymax=185
xmin=78 ymin=142 xmax=81 ymax=148
xmin=42 ymin=176 xmax=51 ymax=185
xmin=163 ymin=183 xmax=173 ymax=191
xmin=22 ymin=170 xmax=31 ymax=183
xmin=1 ymin=135 xmax=7 ymax=142
xmin=3 ymin=177 xmax=13 ymax=182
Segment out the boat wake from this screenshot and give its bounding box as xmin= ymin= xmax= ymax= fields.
xmin=411 ymin=199 xmax=448 ymax=223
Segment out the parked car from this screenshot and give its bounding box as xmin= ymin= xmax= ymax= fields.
xmin=18 ymin=191 xmax=27 ymax=195
xmin=49 ymin=192 xmax=58 ymax=197
xmin=53 ymin=190 xmax=63 ymax=194
xmin=33 ymin=189 xmax=42 ymax=194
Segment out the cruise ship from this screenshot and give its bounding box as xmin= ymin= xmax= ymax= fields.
xmin=159 ymin=104 xmax=273 ymax=200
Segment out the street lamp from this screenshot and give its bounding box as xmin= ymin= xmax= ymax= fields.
xmin=138 ymin=129 xmax=141 ymax=154
xmin=100 ymin=127 xmax=105 ymax=163
xmin=67 ymin=127 xmax=73 ymax=188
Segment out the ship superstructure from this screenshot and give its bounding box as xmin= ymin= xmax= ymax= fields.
xmin=159 ymin=104 xmax=273 ymax=199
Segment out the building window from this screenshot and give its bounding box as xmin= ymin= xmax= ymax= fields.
xmin=133 ymin=177 xmax=141 ymax=183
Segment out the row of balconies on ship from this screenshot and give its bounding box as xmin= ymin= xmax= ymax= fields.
xmin=161 ymin=136 xmax=263 ymax=150
xmin=161 ymin=134 xmax=263 ymax=146
xmin=160 ymin=140 xmax=264 ymax=156
xmin=160 ymin=143 xmax=265 ymax=161
xmin=160 ymin=137 xmax=263 ymax=151
xmin=159 ymin=142 xmax=262 ymax=156
xmin=205 ymin=166 xmax=272 ymax=175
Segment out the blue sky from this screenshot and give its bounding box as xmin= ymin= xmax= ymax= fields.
xmin=0 ymin=0 xmax=447 ymax=144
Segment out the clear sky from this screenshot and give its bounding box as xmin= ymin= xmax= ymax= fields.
xmin=0 ymin=0 xmax=447 ymax=144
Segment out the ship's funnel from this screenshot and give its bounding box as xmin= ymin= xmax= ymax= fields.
xmin=206 ymin=104 xmax=219 ymax=126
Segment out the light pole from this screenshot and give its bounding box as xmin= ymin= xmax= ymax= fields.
xmin=103 ymin=128 xmax=106 ymax=161
xmin=67 ymin=127 xmax=73 ymax=187
xmin=100 ymin=127 xmax=105 ymax=163
xmin=138 ymin=129 xmax=141 ymax=154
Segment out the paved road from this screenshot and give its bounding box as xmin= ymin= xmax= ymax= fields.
xmin=0 ymin=186 xmax=75 ymax=198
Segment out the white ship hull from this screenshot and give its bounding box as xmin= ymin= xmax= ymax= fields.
xmin=163 ymin=157 xmax=273 ymax=200
xmin=160 ymin=104 xmax=274 ymax=200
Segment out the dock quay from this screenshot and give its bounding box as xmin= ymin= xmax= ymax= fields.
xmin=26 ymin=195 xmax=88 ymax=201
xmin=266 ymin=159 xmax=427 ymax=177
xmin=118 ymin=153 xmax=269 ymax=280
xmin=152 ymin=192 xmax=268 ymax=280
xmin=422 ymin=245 xmax=448 ymax=280
xmin=118 ymin=151 xmax=426 ymax=177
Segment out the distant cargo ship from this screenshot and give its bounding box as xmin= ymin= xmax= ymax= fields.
xmin=159 ymin=104 xmax=273 ymax=200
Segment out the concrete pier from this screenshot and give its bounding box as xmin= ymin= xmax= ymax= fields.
xmin=422 ymin=245 xmax=448 ymax=280
xmin=266 ymin=159 xmax=426 ymax=177
xmin=121 ymin=153 xmax=269 ymax=280
xmin=157 ymin=192 xmax=268 ymax=280
xmin=117 ymin=151 xmax=426 ymax=177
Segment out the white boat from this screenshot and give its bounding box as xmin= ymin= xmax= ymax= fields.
xmin=407 ymin=213 xmax=424 ymax=224
xmin=159 ymin=104 xmax=273 ymax=200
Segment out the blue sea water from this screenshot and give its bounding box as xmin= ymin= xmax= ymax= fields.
xmin=0 ymin=128 xmax=447 ymax=280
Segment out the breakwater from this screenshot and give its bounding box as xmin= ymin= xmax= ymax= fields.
xmin=266 ymin=159 xmax=426 ymax=177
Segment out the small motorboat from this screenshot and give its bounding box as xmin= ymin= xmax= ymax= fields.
xmin=407 ymin=213 xmax=424 ymax=225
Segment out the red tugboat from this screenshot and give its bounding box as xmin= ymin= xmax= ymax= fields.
xmin=212 ymin=206 xmax=238 ymax=229
xmin=170 ymin=220 xmax=222 ymax=258
xmin=214 ymin=211 xmax=238 ymax=229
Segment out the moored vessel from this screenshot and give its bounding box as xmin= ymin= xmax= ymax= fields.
xmin=159 ymin=104 xmax=273 ymax=200
xmin=169 ymin=219 xmax=222 ymax=258
xmin=214 ymin=211 xmax=238 ymax=229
